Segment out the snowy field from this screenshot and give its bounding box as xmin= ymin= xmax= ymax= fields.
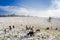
xmin=0 ymin=17 xmax=60 ymax=29
xmin=0 ymin=17 xmax=60 ymax=40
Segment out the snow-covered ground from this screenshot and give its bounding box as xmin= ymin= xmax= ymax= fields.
xmin=0 ymin=17 xmax=60 ymax=29
xmin=0 ymin=17 xmax=60 ymax=40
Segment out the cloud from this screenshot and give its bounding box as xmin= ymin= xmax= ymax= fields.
xmin=48 ymin=0 xmax=60 ymax=17
xmin=0 ymin=6 xmax=29 ymax=15
xmin=0 ymin=6 xmax=40 ymax=16
xmin=0 ymin=0 xmax=60 ymax=17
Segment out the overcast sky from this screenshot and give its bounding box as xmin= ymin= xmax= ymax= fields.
xmin=0 ymin=0 xmax=60 ymax=17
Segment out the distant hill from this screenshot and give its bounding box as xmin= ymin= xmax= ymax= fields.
xmin=0 ymin=14 xmax=31 ymax=17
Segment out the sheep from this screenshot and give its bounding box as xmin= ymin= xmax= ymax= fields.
xmin=27 ymin=31 xmax=34 ymax=37
xmin=9 ymin=26 xmax=12 ymax=30
xmin=46 ymin=27 xmax=49 ymax=30
xmin=13 ymin=25 xmax=15 ymax=28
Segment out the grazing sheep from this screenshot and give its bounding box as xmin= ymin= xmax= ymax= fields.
xmin=9 ymin=26 xmax=12 ymax=30
xmin=27 ymin=27 xmax=34 ymax=37
xmin=36 ymin=29 xmax=40 ymax=32
xmin=13 ymin=25 xmax=15 ymax=28
xmin=27 ymin=31 xmax=34 ymax=37
xmin=26 ymin=25 xmax=29 ymax=30
xmin=46 ymin=27 xmax=49 ymax=30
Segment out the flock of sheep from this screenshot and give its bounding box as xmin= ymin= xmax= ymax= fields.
xmin=0 ymin=17 xmax=60 ymax=40
xmin=0 ymin=24 xmax=60 ymax=40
